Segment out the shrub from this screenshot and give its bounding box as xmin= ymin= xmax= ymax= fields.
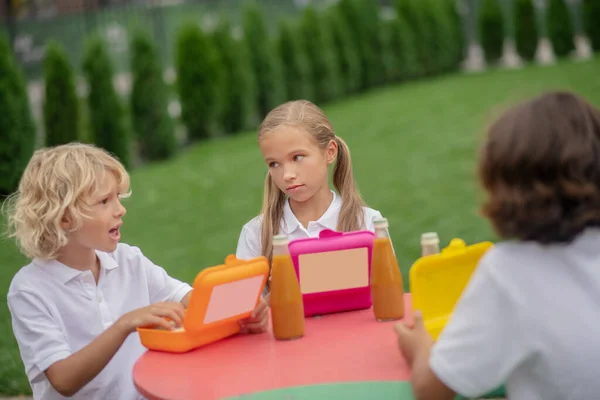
xmin=583 ymin=0 xmax=600 ymax=51
xmin=515 ymin=0 xmax=538 ymax=60
xmin=396 ymin=0 xmax=459 ymax=75
xmin=175 ymin=21 xmax=222 ymax=140
xmin=0 ymin=35 xmax=36 ymax=196
xmin=43 ymin=40 xmax=79 ymax=147
xmin=479 ymin=0 xmax=504 ymax=63
xmin=357 ymin=0 xmax=387 ymax=86
xmin=325 ymin=6 xmax=361 ymax=95
xmin=212 ymin=16 xmax=257 ymax=134
xmin=427 ymin=0 xmax=462 ymax=72
xmin=276 ymin=18 xmax=314 ymax=102
xmin=82 ymin=35 xmax=131 ymax=168
xmin=547 ymin=0 xmax=574 ymax=57
xmin=337 ymin=0 xmax=377 ymax=89
xmin=442 ymin=0 xmax=465 ymax=67
xmin=129 ymin=27 xmax=176 ymax=160
xmin=396 ymin=0 xmax=432 ymax=76
xmin=242 ymin=1 xmax=285 ymax=117
xmin=300 ymin=6 xmax=342 ymax=103
xmin=381 ymin=13 xmax=419 ymax=82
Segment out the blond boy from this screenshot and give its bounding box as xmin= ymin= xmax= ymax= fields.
xmin=4 ymin=143 xmax=269 ymax=399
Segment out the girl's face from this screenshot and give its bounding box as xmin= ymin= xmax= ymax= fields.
xmin=260 ymin=126 xmax=337 ymax=203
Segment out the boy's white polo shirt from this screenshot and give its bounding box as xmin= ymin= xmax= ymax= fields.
xmin=236 ymin=190 xmax=385 ymax=259
xmin=7 ymin=243 xmax=192 ymax=400
xmin=429 ymin=228 xmax=600 ymax=399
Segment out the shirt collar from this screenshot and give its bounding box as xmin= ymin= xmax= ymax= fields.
xmin=282 ymin=190 xmax=342 ymax=234
xmin=35 ymin=250 xmax=120 ymax=284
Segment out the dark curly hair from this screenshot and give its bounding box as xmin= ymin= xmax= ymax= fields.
xmin=478 ymin=91 xmax=600 ymax=244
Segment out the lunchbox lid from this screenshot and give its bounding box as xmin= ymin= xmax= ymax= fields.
xmin=183 ymin=255 xmax=269 ymax=332
xmin=410 ymin=239 xmax=493 ymax=328
xmin=288 ymin=229 xmax=375 ymax=295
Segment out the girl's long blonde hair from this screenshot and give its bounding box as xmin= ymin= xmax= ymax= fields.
xmin=258 ymin=100 xmax=366 ymax=263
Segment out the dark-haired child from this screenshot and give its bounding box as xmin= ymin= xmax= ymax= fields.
xmin=395 ymin=91 xmax=600 ymax=400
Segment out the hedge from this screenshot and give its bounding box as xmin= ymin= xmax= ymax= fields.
xmin=0 ymin=35 xmax=36 ymax=196
xmin=242 ymin=1 xmax=285 ymax=118
xmin=212 ymin=16 xmax=258 ymax=134
xmin=175 ymin=21 xmax=222 ymax=140
xmin=130 ymin=27 xmax=177 ymax=161
xmin=300 ymin=6 xmax=342 ymax=103
xmin=82 ymin=35 xmax=131 ymax=169
xmin=547 ymin=0 xmax=574 ymax=57
xmin=276 ymin=18 xmax=314 ymax=102
xmin=325 ymin=6 xmax=361 ymax=95
xmin=515 ymin=0 xmax=538 ymax=60
xmin=43 ymin=40 xmax=79 ymax=147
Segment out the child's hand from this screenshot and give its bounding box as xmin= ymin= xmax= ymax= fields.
xmin=117 ymin=302 xmax=185 ymax=333
xmin=239 ymin=295 xmax=270 ymax=334
xmin=394 ymin=310 xmax=433 ymax=367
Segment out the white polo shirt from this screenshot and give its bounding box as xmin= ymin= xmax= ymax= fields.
xmin=429 ymin=228 xmax=600 ymax=400
xmin=7 ymin=243 xmax=192 ymax=400
xmin=236 ymin=190 xmax=385 ymax=259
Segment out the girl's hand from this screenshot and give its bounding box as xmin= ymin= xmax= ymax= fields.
xmin=394 ymin=310 xmax=433 ymax=367
xmin=117 ymin=302 xmax=185 ymax=333
xmin=240 ymin=295 xmax=270 ymax=334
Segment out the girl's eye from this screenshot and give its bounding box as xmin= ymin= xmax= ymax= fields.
xmin=269 ymin=161 xmax=279 ymax=168
xmin=101 ymin=198 xmax=109 ymax=205
xmin=294 ymin=155 xmax=305 ymax=162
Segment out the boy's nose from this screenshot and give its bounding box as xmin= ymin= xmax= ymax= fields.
xmin=116 ymin=202 xmax=126 ymax=217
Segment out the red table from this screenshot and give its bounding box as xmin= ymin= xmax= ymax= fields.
xmin=133 ymin=294 xmax=413 ymax=400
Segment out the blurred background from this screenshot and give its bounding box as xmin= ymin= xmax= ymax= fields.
xmin=1 ymin=0 xmax=600 ymax=395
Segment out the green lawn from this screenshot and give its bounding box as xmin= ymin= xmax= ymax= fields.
xmin=1 ymin=57 xmax=600 ymax=395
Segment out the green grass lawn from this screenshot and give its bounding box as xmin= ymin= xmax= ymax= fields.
xmin=1 ymin=57 xmax=600 ymax=395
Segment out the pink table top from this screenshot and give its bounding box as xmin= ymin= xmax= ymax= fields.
xmin=133 ymin=293 xmax=413 ymax=400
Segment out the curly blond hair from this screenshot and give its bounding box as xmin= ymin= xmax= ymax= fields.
xmin=2 ymin=142 xmax=131 ymax=260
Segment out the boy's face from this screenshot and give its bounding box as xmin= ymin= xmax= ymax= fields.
xmin=64 ymin=171 xmax=126 ymax=254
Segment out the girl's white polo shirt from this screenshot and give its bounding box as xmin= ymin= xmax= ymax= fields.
xmin=236 ymin=190 xmax=385 ymax=260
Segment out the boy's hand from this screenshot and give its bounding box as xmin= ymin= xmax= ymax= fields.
xmin=394 ymin=310 xmax=433 ymax=367
xmin=239 ymin=295 xmax=270 ymax=334
xmin=117 ymin=302 xmax=185 ymax=333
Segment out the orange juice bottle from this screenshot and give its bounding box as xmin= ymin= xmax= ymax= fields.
xmin=370 ymin=218 xmax=405 ymax=321
xmin=270 ymin=235 xmax=305 ymax=340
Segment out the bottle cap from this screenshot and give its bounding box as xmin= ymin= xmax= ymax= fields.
xmin=273 ymin=234 xmax=289 ymax=246
xmin=421 ymin=232 xmax=439 ymax=243
xmin=373 ymin=217 xmax=389 ymax=229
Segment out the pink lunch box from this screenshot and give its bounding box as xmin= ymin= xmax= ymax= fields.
xmin=288 ymin=229 xmax=375 ymax=317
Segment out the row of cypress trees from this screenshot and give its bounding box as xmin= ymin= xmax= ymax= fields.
xmin=480 ymin=0 xmax=600 ymax=62
xmin=2 ymin=0 xmax=599 ymax=196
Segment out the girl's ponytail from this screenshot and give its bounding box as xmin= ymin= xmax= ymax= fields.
xmin=333 ymin=136 xmax=365 ymax=232
xmin=260 ymin=173 xmax=286 ymax=264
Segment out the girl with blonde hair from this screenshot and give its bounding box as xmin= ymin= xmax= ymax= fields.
xmin=236 ymin=100 xmax=387 ymax=264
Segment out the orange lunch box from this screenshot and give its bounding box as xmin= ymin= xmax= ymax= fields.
xmin=137 ymin=255 xmax=269 ymax=353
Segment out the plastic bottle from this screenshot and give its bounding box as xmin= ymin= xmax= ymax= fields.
xmin=269 ymin=235 xmax=305 ymax=340
xmin=370 ymin=218 xmax=405 ymax=321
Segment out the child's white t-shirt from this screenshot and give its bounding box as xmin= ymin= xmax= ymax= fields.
xmin=7 ymin=243 xmax=192 ymax=400
xmin=429 ymin=228 xmax=600 ymax=400
xmin=235 ymin=190 xmax=384 ymax=259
